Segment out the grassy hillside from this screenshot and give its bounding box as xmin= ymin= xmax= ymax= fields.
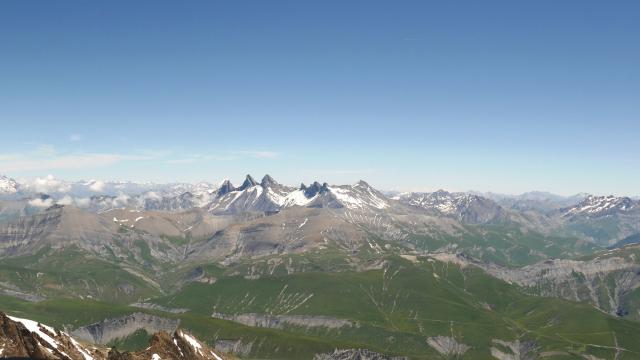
xmin=3 ymin=255 xmax=640 ymax=359
xmin=0 ymin=246 xmax=162 ymax=303
xmin=405 ymin=223 xmax=598 ymax=266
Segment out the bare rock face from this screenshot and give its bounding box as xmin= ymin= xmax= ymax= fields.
xmin=426 ymin=336 xmax=471 ymax=356
xmin=0 ymin=311 xmax=107 ymax=360
xmin=313 ymin=349 xmax=407 ymax=360
xmin=211 ymin=312 xmax=355 ymax=330
xmin=395 ymin=190 xmax=508 ymax=224
xmin=107 ymin=329 xmax=229 ymax=360
xmin=213 ymin=339 xmax=253 ymax=357
xmin=70 ymin=312 xmax=180 ymax=345
xmin=490 ymin=339 xmax=539 ymax=360
xmin=431 ymin=251 xmax=640 ymax=316
xmin=129 ymin=302 xmax=189 ymax=314
xmin=0 ymin=311 xmax=232 ymax=360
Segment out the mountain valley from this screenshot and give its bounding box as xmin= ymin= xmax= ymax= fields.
xmin=1 ymin=174 xmax=640 ymax=359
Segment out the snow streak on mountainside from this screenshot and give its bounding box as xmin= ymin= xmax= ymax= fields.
xmin=562 ymin=195 xmax=639 ymax=219
xmin=206 ymin=176 xmax=389 ymax=214
xmin=394 ymin=190 xmax=506 ymax=224
xmin=0 ymin=175 xmax=19 ymax=195
xmin=0 ymin=174 xmax=390 ymax=215
xmin=0 ymin=311 xmax=231 ymax=359
xmin=1 ymin=173 xmax=639 ymax=247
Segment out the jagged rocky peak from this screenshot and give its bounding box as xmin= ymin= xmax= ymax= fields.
xmin=108 ymin=328 xmax=228 ymax=360
xmin=0 ymin=311 xmax=231 ymax=360
xmin=432 ymin=189 xmax=451 ymax=196
xmin=0 ymin=311 xmax=106 ymax=360
xmin=217 ymin=180 xmax=236 ymax=196
xmin=304 ymin=181 xmax=330 ymax=197
xmin=237 ymin=174 xmax=258 ymax=191
xmin=260 ymin=174 xmax=277 ymax=187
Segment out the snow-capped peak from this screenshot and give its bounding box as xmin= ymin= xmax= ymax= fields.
xmin=261 ymin=174 xmax=277 ymax=187
xmin=206 ymin=176 xmax=390 ymax=214
xmin=563 ymin=195 xmax=637 ymax=218
xmin=327 ymin=180 xmax=390 ymax=211
xmin=394 ymin=190 xmax=505 ymax=224
xmin=217 ymin=180 xmax=236 ymax=196
xmin=238 ymin=174 xmax=259 ymax=191
xmin=0 ymin=175 xmax=19 ymax=194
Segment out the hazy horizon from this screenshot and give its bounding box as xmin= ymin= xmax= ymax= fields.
xmin=3 ymin=172 xmax=637 ymax=198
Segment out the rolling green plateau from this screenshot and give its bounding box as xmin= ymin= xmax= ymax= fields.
xmin=2 ymin=248 xmax=640 ymax=359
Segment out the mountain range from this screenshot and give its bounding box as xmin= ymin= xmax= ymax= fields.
xmin=2 ymin=173 xmax=640 ymax=359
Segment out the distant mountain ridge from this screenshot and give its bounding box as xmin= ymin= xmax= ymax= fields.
xmin=3 ymin=174 xmax=640 ymax=359
xmin=562 ymin=195 xmax=639 ymax=219
xmin=1 ymin=173 xmax=639 ymax=247
xmin=3 ymin=173 xmax=635 ymax=213
xmin=1 ymin=174 xmax=391 ymax=215
xmin=393 ymin=190 xmax=507 ymax=224
xmin=471 ymin=190 xmax=590 ymax=212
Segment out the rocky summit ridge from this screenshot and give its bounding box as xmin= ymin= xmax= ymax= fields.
xmin=0 ymin=311 xmax=231 ymax=360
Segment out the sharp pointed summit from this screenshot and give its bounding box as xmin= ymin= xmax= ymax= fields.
xmin=261 ymin=174 xmax=277 ymax=187
xmin=217 ymin=179 xmax=235 ymax=196
xmin=238 ymin=174 xmax=259 ymax=191
xmin=304 ymin=181 xmax=329 ymax=198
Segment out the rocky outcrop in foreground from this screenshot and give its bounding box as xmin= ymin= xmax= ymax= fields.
xmin=0 ymin=311 xmax=102 ymax=360
xmin=107 ymin=329 xmax=227 ymax=360
xmin=0 ymin=311 xmax=231 ymax=360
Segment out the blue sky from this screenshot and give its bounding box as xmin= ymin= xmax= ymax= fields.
xmin=1 ymin=1 xmax=638 ymax=195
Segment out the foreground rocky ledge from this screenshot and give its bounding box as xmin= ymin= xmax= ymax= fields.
xmin=0 ymin=311 xmax=231 ymax=360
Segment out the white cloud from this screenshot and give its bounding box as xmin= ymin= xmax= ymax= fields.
xmin=166 ymin=150 xmax=279 ymax=164
xmin=0 ymin=146 xmax=159 ymax=173
xmin=3 ymin=154 xmax=134 ymax=172
xmin=166 ymin=158 xmax=199 ymax=164
xmin=88 ymin=179 xmax=106 ymax=192
xmin=69 ymin=134 xmax=83 ymax=142
xmin=30 ymin=175 xmax=71 ymax=193
xmin=74 ymin=197 xmax=91 ymax=207
xmin=57 ymin=195 xmax=75 ymax=205
xmin=142 ymin=191 xmax=161 ymax=200
xmin=57 ymin=195 xmax=91 ymax=207
xmin=33 ymin=144 xmax=57 ymax=157
xmin=114 ymin=193 xmax=131 ymax=205
xmin=28 ymin=198 xmax=54 ymax=208
xmin=236 ymin=150 xmax=279 ymax=159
